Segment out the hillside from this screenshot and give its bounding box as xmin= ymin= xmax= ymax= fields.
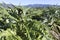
xmin=0 ymin=3 xmax=60 ymax=40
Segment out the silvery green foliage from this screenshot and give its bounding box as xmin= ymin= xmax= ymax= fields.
xmin=0 ymin=6 xmax=60 ymax=40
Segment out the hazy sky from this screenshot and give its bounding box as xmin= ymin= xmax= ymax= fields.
xmin=0 ymin=0 xmax=60 ymax=5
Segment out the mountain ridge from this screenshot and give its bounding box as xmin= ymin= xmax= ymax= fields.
xmin=0 ymin=3 xmax=60 ymax=8
xmin=25 ymin=4 xmax=60 ymax=8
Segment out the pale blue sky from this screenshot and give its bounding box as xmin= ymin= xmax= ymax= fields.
xmin=0 ymin=0 xmax=60 ymax=5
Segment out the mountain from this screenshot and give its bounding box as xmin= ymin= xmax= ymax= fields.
xmin=25 ymin=4 xmax=60 ymax=8
xmin=0 ymin=3 xmax=15 ymax=8
xmin=0 ymin=3 xmax=60 ymax=8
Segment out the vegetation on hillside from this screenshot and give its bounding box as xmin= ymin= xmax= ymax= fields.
xmin=0 ymin=5 xmax=60 ymax=40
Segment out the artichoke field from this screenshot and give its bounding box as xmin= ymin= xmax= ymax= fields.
xmin=0 ymin=6 xmax=60 ymax=40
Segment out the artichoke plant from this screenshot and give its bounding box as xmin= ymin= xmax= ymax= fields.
xmin=0 ymin=5 xmax=60 ymax=40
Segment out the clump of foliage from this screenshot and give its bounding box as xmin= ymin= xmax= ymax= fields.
xmin=40 ymin=7 xmax=60 ymax=40
xmin=0 ymin=5 xmax=60 ymax=40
